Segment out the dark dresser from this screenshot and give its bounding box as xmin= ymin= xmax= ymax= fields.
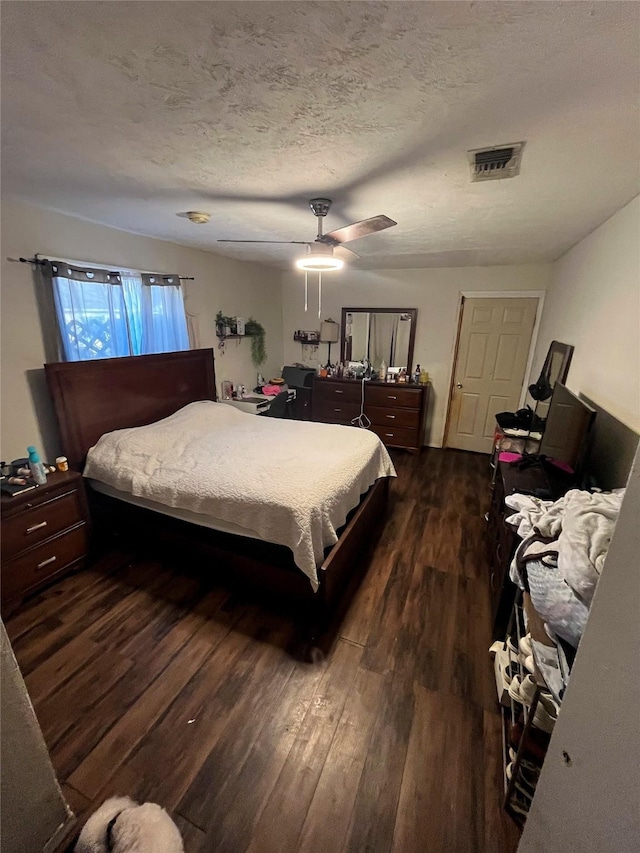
xmin=312 ymin=377 xmax=429 ymax=452
xmin=488 ymin=459 xmax=575 ymax=637
xmin=1 ymin=470 xmax=90 ymax=615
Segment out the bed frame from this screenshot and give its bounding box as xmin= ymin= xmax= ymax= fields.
xmin=45 ymin=349 xmax=389 ymax=631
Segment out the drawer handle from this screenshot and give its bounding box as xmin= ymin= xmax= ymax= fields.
xmin=36 ymin=556 xmax=57 ymax=570
xmin=26 ymin=521 xmax=48 ymax=534
xmin=387 ymin=395 xmax=397 ymax=400
xmin=334 ymin=390 xmax=344 ymax=394
xmin=334 ymin=408 xmax=342 ymax=412
xmin=386 ymin=414 xmax=396 ymax=419
xmin=385 ymin=432 xmax=395 ymax=437
xmin=490 ymin=571 xmax=496 ymax=592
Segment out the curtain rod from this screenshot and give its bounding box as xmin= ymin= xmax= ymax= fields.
xmin=18 ymin=256 xmax=195 ymax=280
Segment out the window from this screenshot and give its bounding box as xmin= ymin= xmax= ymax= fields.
xmin=50 ymin=262 xmax=190 ymax=361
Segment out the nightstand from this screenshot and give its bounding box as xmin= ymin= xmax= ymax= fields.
xmin=1 ymin=470 xmax=90 ymax=615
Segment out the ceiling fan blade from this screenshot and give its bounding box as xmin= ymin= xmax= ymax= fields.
xmin=217 ymin=240 xmax=309 ymax=244
xmin=334 ymin=244 xmax=360 ymax=261
xmin=324 ymin=215 xmax=397 ymax=245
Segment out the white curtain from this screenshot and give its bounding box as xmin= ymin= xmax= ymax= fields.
xmin=369 ymin=313 xmax=400 ymax=370
xmin=51 ymin=263 xmax=189 ymax=361
xmin=140 ymin=276 xmax=190 ymax=354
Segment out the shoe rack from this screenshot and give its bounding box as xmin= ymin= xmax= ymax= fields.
xmin=491 ymin=590 xmax=566 ymax=827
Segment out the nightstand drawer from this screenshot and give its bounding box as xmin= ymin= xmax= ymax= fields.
xmin=1 ymin=524 xmax=88 ymax=602
xmin=2 ymin=489 xmax=85 ymax=559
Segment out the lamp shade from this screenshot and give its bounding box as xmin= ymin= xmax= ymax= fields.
xmin=320 ymin=320 xmax=340 ymax=343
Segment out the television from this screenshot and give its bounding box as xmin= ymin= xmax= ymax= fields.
xmin=539 ymin=382 xmax=596 ymax=477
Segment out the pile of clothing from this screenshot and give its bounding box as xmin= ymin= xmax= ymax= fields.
xmin=507 ymin=488 xmax=624 ymax=650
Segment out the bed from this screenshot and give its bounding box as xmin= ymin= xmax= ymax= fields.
xmin=45 ymin=349 xmax=394 ymax=627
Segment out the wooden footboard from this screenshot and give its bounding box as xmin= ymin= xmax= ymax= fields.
xmin=88 ymin=477 xmax=389 ymax=624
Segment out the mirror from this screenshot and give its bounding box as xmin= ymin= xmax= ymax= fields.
xmin=528 ymin=340 xmax=574 ymax=403
xmin=341 ymin=308 xmax=417 ymax=375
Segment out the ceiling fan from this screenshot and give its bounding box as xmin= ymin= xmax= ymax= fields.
xmin=217 ymin=198 xmax=397 ymax=269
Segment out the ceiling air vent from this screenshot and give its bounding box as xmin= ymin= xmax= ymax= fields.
xmin=468 ymin=142 xmax=524 ymax=182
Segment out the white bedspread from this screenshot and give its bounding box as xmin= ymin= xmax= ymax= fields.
xmin=84 ymin=401 xmax=396 ymax=588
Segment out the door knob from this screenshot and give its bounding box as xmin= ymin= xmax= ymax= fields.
xmin=456 ymin=383 xmax=463 ymax=389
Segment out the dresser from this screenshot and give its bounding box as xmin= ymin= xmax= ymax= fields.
xmin=1 ymin=470 xmax=90 ymax=615
xmin=312 ymin=377 xmax=429 ymax=452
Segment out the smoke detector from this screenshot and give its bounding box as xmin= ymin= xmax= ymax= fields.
xmin=183 ymin=211 xmax=211 ymax=224
xmin=468 ymin=142 xmax=524 ymax=181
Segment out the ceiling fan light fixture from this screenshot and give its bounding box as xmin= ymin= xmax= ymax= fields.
xmin=295 ymin=243 xmax=344 ymax=272
xmin=295 ymin=255 xmax=344 ymax=271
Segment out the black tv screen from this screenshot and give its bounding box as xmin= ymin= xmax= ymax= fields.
xmin=539 ymin=382 xmax=596 ymax=474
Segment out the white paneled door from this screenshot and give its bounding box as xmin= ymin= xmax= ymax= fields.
xmin=445 ymin=297 xmax=538 ymax=453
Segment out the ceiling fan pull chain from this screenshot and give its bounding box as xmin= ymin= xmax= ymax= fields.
xmin=304 ymin=270 xmax=308 ymax=313
xmin=318 ymin=271 xmax=322 ymax=319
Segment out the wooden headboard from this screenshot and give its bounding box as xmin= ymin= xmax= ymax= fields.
xmin=45 ymin=349 xmax=217 ymax=470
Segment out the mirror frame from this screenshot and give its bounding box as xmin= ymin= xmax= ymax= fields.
xmin=341 ymin=307 xmax=418 ymax=375
xmin=543 ymin=340 xmax=574 ymax=387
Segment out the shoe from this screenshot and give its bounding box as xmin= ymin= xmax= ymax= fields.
xmin=508 ymin=748 xmax=542 ymax=774
xmin=532 ymin=694 xmax=559 ymax=734
xmin=518 ymin=674 xmax=538 ymax=704
xmin=508 ymin=673 xmax=537 ymax=705
xmin=509 ymin=787 xmax=531 ymax=818
xmin=519 ymin=633 xmax=533 ymax=658
xmin=508 ymin=675 xmax=524 ymax=704
xmin=506 ymin=762 xmax=537 ymax=799
xmin=506 ymin=635 xmax=519 ymax=656
xmin=522 ymin=654 xmax=535 ymax=674
xmin=504 ymin=660 xmax=520 ymax=684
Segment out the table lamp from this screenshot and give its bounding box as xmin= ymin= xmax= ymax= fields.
xmin=320 ymin=320 xmax=340 ymax=367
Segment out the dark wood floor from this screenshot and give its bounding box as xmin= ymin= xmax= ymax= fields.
xmin=6 ymin=448 xmax=520 ymax=853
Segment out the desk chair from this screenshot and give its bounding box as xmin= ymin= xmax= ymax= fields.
xmin=266 ymin=390 xmax=289 ymax=418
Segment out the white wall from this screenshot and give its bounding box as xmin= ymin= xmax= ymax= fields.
xmin=1 ymin=622 xmax=73 ymax=853
xmin=530 ymin=196 xmax=640 ymax=431
xmin=281 ymin=265 xmax=550 ymax=446
xmin=518 ymin=444 xmax=640 ymax=853
xmin=0 ymin=199 xmax=283 ymax=461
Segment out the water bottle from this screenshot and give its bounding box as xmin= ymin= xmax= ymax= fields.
xmin=413 ymin=364 xmax=421 ymax=384
xmin=27 ymin=445 xmax=47 ymax=485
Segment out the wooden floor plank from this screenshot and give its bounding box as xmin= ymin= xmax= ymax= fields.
xmin=391 ymin=686 xmax=484 ymax=853
xmin=344 ymin=669 xmax=415 ymax=853
xmin=68 ymin=590 xmax=247 ymax=800
xmin=297 ymin=666 xmax=385 ymax=853
xmin=203 ymin=658 xmax=327 ymax=853
xmin=24 ymin=631 xmax=100 ymax=706
xmin=244 ymin=640 xmax=363 ymax=853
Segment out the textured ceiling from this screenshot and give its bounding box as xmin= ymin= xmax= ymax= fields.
xmin=2 ymin=1 xmax=639 ymax=269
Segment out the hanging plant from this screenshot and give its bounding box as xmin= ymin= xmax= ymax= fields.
xmin=245 ymin=317 xmax=266 ymax=366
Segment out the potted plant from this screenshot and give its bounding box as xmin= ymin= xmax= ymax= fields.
xmin=215 ymin=311 xmax=236 ymax=336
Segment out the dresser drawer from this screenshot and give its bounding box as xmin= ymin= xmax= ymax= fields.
xmin=370 ymin=424 xmax=419 ymax=448
xmin=2 ymin=488 xmax=85 ymax=560
xmin=366 ymin=405 xmax=420 ymax=429
xmin=313 ymin=400 xmax=361 ymax=425
xmin=366 ymin=385 xmax=421 ymax=409
xmin=313 ymin=381 xmax=362 ymax=405
xmin=1 ymin=524 xmax=88 ymax=602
